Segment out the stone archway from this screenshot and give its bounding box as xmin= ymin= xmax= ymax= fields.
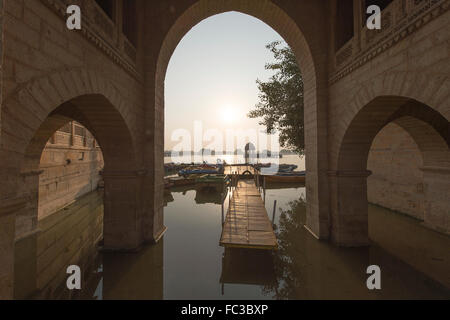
xmin=0 ymin=69 xmax=146 ymax=299
xmin=151 ymin=0 xmax=330 ymax=241
xmin=332 ymin=96 xmax=450 ymax=245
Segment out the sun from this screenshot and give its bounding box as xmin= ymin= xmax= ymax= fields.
xmin=220 ymin=105 xmax=239 ymax=124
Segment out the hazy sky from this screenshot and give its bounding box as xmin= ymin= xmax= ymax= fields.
xmin=164 ymin=12 xmax=284 ymax=151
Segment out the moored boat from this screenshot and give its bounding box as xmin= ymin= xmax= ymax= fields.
xmin=169 ymin=176 xmax=197 ymax=187
xmin=179 ymin=168 xmax=220 ymax=176
xmin=195 ymin=174 xmax=229 ymax=183
xmin=195 ymin=174 xmax=230 ymax=192
xmin=278 ymin=164 xmax=298 ymax=173
xmin=164 ymin=177 xmax=175 ymax=189
xmin=178 ymin=163 xmax=224 ymax=176
xmin=263 ymin=171 xmax=306 ymax=183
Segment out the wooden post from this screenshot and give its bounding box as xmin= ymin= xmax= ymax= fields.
xmin=263 ymin=177 xmax=266 ymax=204
xmin=221 ymin=195 xmax=225 ymax=226
xmin=258 ymin=171 xmax=261 ymax=191
xmin=272 ymin=200 xmax=277 ymax=225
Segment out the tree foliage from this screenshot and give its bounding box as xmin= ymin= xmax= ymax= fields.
xmin=248 ymin=41 xmax=304 ymax=155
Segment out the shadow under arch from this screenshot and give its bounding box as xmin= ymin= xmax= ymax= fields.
xmin=332 ymin=96 xmax=450 ymax=246
xmin=0 ymin=68 xmax=143 ymax=299
xmin=16 ymin=93 xmax=144 ymax=252
xmin=22 ymin=95 xmax=137 ymax=174
xmin=154 ymin=0 xmax=330 ymax=240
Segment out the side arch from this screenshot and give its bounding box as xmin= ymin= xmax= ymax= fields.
xmin=338 ymin=97 xmax=450 ymax=172
xmin=330 ymin=72 xmax=449 ymax=170
xmin=1 ymin=68 xmax=140 ymax=197
xmin=332 ymin=96 xmax=450 ymax=245
xmin=0 ymin=69 xmax=145 ymax=251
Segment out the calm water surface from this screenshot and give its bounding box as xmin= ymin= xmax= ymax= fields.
xmin=14 ymin=168 xmax=450 ymax=299
xmin=164 ymin=155 xmax=306 ymax=170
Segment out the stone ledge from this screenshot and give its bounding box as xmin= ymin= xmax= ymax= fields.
xmin=419 ymin=166 xmax=450 ymax=173
xmin=20 ymin=170 xmax=44 ymax=177
xmin=152 ymin=226 xmax=167 ymax=244
xmin=303 ymin=224 xmax=320 ymax=240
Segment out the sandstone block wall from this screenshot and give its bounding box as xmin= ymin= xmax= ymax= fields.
xmin=327 ymin=2 xmax=450 ymax=243
xmin=38 ymin=122 xmax=104 ymax=220
xmin=0 ymin=0 xmax=448 ymax=299
xmin=1 ymin=0 xmax=147 ymax=245
xmin=368 ymin=123 xmax=425 ymax=220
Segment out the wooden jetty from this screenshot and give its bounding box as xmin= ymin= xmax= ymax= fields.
xmin=224 ymin=164 xmax=257 ymax=176
xmin=220 ymin=179 xmax=277 ymax=250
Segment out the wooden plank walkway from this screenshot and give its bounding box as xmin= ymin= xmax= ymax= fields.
xmin=220 ymin=180 xmax=277 ymax=250
xmin=224 ymin=165 xmax=256 ymax=176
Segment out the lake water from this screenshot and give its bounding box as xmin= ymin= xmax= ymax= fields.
xmin=14 ymin=175 xmax=450 ymax=299
xmin=164 ymin=154 xmax=306 ymax=171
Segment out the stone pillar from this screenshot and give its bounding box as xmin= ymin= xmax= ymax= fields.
xmin=15 ymin=170 xmax=43 ymax=241
xmin=303 ymin=97 xmax=331 ymax=241
xmin=329 ymin=170 xmax=371 ymax=246
xmin=142 ymin=172 xmax=167 ymax=245
xmin=102 ymin=171 xmax=143 ymax=251
xmin=420 ymin=166 xmax=450 ymax=234
xmin=102 ymin=169 xmax=165 ymax=251
xmin=0 ymin=199 xmax=25 ymax=299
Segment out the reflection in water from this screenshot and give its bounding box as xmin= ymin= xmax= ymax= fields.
xmin=14 ymin=191 xmax=104 ymax=299
xmin=13 ymin=183 xmax=450 ymax=300
xmin=101 ymin=241 xmax=164 ymax=300
xmin=265 ymin=195 xmax=450 ymax=299
xmin=221 ymin=248 xmax=276 ymax=288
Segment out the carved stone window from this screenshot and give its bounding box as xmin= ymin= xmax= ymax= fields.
xmin=363 ymin=0 xmax=394 ymax=24
xmin=335 ymin=0 xmax=354 ymax=51
xmin=95 ymin=0 xmax=114 ymax=20
xmin=123 ymin=0 xmax=138 ymax=47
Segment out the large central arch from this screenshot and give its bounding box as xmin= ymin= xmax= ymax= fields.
xmin=152 ymin=0 xmax=331 ymax=241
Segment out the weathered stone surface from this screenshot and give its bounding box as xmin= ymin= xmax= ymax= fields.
xmin=38 ymin=122 xmax=104 ymax=221
xmin=0 ymin=0 xmax=449 ymax=299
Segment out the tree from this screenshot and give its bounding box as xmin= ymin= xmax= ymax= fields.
xmin=248 ymin=41 xmax=304 ymax=155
